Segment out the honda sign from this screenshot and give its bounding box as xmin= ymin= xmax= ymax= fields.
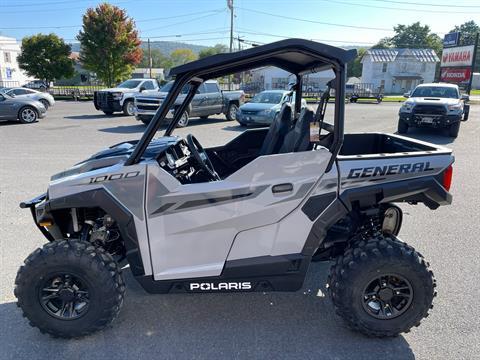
xmin=440 ymin=67 xmax=472 ymax=83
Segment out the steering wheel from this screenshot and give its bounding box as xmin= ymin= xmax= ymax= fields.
xmin=186 ymin=134 xmax=220 ymax=181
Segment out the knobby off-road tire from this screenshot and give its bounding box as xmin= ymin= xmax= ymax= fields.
xmin=328 ymin=235 xmax=436 ymax=337
xmin=15 ymin=239 xmax=125 ymax=338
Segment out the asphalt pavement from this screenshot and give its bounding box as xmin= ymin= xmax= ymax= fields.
xmin=0 ymin=101 xmax=479 ymax=360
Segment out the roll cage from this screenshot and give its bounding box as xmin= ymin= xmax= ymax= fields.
xmin=125 ymin=39 xmax=357 ymax=170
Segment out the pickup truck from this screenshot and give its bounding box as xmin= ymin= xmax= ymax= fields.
xmin=134 ymin=79 xmax=245 ymax=127
xmin=398 ymin=83 xmax=469 ymax=138
xmin=94 ymin=79 xmax=160 ymax=116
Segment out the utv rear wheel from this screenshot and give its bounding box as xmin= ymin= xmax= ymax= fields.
xmin=448 ymin=122 xmax=460 ymax=138
xmin=397 ymin=119 xmax=408 ymax=134
xmin=328 ymin=235 xmax=436 ymax=337
xmin=15 ymin=239 xmax=125 ymax=338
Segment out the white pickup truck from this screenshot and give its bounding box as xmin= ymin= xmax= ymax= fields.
xmin=94 ymin=79 xmax=159 ymax=116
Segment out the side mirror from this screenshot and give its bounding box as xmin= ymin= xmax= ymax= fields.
xmin=461 ymin=94 xmax=470 ymax=102
xmin=139 ymin=86 xmax=146 ymax=92
xmin=403 ymin=92 xmax=410 ymax=98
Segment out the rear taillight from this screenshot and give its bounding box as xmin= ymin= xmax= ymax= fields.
xmin=443 ymin=165 xmax=453 ymax=191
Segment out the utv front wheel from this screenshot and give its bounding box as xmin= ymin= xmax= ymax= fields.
xmin=328 ymin=235 xmax=436 ymax=337
xmin=15 ymin=240 xmax=125 ymax=338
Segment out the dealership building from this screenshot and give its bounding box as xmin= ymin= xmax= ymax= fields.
xmin=0 ymin=36 xmax=32 ymax=87
xmin=361 ymin=48 xmax=439 ymax=94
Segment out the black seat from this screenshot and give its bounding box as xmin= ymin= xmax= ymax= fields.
xmin=279 ymin=108 xmax=314 ymax=153
xmin=258 ymin=102 xmax=293 ymax=156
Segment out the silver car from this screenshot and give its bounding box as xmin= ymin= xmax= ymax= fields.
xmin=1 ymin=87 xmax=55 ymax=109
xmin=0 ymin=92 xmax=47 ymax=123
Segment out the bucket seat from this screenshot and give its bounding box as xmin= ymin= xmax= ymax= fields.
xmin=258 ymin=102 xmax=293 ymax=156
xmin=279 ymin=107 xmax=314 ymax=153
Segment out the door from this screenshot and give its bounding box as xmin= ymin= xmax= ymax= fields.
xmin=145 ymin=148 xmax=333 ymax=280
xmin=190 ymin=84 xmax=209 ymax=117
xmin=204 ymin=82 xmax=223 ymax=114
xmin=0 ymin=94 xmax=16 ymax=119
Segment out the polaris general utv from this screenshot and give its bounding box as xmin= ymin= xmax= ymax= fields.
xmin=16 ymin=39 xmax=454 ymax=338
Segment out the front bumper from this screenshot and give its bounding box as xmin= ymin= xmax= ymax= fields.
xmin=237 ymin=112 xmax=275 ymax=125
xmin=20 ymin=193 xmax=55 ymax=241
xmin=399 ymin=112 xmax=462 ymax=128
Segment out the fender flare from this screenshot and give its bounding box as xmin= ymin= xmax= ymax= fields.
xmin=47 ymin=188 xmax=146 ymax=276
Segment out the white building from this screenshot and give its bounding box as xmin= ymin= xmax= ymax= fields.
xmin=250 ymin=66 xmax=334 ymax=92
xmin=361 ymin=49 xmax=439 ymax=94
xmin=132 ymin=68 xmax=165 ymax=81
xmin=0 ymin=36 xmax=32 ymax=87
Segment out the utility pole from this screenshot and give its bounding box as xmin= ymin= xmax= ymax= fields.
xmin=148 ymin=38 xmax=152 ymax=79
xmin=227 ymin=0 xmax=234 ymax=90
xmin=466 ymin=32 xmax=479 ymax=95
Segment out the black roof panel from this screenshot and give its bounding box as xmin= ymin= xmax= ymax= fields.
xmin=170 ymin=38 xmax=357 ymax=79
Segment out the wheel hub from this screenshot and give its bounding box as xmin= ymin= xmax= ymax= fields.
xmin=39 ymin=273 xmax=90 ymax=320
xmin=58 ymin=288 xmax=75 ymax=302
xmin=362 ymin=274 xmax=413 ymax=319
xmin=378 ymin=287 xmax=394 ymax=302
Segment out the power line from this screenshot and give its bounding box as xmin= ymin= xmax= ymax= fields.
xmin=372 ymin=0 xmax=480 ymax=8
xmin=236 ymin=28 xmax=375 ymax=45
xmin=0 ymin=8 xmax=226 ymax=29
xmin=0 ymin=0 xmax=91 ymax=7
xmin=141 ymin=10 xmax=226 ymax=32
xmin=237 ymin=7 xmax=393 ymax=31
xmin=324 ymin=0 xmax=480 ymax=14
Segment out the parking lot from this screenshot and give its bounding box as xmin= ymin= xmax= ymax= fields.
xmin=0 ymin=100 xmax=479 ymax=360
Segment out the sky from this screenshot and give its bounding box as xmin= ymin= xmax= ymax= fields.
xmin=0 ymin=0 xmax=479 ymax=49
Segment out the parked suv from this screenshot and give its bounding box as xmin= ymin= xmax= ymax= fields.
xmin=134 ymin=80 xmax=244 ymax=127
xmin=398 ymin=83 xmax=469 ymax=138
xmin=94 ymin=79 xmax=159 ymax=116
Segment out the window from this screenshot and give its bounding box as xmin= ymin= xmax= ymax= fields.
xmin=382 ymin=63 xmax=387 ymax=72
xmin=143 ymin=81 xmax=155 ymax=90
xmin=4 ymin=52 xmax=11 ymax=63
xmin=205 ymin=82 xmax=219 ymax=93
xmin=13 ymin=89 xmax=28 ymax=95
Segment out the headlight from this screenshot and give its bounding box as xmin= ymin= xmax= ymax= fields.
xmin=448 ymin=103 xmax=462 ymax=111
xmin=259 ymin=109 xmax=272 ymax=116
xmin=111 ymin=92 xmax=123 ymax=100
xmin=400 ymin=102 xmax=414 ymax=113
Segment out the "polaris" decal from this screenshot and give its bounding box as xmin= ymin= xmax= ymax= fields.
xmin=347 ymin=162 xmax=434 ymax=179
xmin=189 ymin=282 xmax=252 ymax=291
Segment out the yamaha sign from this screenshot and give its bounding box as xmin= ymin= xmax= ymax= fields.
xmin=441 ymin=45 xmax=475 ymax=67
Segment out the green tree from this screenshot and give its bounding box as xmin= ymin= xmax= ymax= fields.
xmin=198 ymin=44 xmax=228 ymax=59
xmin=170 ymin=48 xmax=197 ymax=67
xmin=450 ymin=20 xmax=479 ymax=72
xmin=372 ymin=22 xmax=442 ymax=55
xmin=347 ymin=48 xmax=367 ymax=78
xmin=77 ymin=3 xmax=142 ymax=87
xmin=138 ymin=48 xmax=172 ymax=69
xmin=17 ymin=33 xmax=74 ymax=86
xmin=390 ymin=22 xmax=442 ymax=55
xmin=451 ymin=20 xmax=480 ymax=46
